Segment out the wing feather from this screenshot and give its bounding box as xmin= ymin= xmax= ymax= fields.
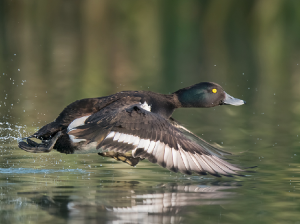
xmin=164 ymin=145 xmax=174 ymax=170
xmin=68 ymin=103 xmax=242 ymax=176
xmin=155 ymin=142 xmax=166 ymax=168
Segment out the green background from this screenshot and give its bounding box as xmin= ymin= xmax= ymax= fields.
xmin=1 ymin=1 xmax=300 ymax=223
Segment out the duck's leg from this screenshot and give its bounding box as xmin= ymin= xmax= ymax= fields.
xmin=19 ymin=131 xmax=62 ymax=153
xmin=98 ymin=151 xmax=143 ymax=166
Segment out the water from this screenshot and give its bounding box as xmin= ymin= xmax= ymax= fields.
xmin=1 ymin=98 xmax=300 ymax=223
xmin=2 ymin=1 xmax=300 ymax=223
xmin=0 ymin=142 xmax=244 ymax=224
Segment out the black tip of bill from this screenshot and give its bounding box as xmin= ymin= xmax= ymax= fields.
xmin=223 ymin=92 xmax=245 ymax=106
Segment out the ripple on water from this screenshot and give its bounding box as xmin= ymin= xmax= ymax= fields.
xmin=0 ymin=167 xmax=87 ymax=174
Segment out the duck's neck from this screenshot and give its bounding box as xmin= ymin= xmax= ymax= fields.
xmin=172 ymin=88 xmax=205 ymax=108
xmin=170 ymin=93 xmax=183 ymax=108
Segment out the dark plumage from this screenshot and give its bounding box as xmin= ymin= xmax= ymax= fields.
xmin=19 ymin=82 xmax=245 ymax=176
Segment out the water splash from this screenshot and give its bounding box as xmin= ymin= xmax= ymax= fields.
xmin=0 ymin=121 xmax=32 ymax=142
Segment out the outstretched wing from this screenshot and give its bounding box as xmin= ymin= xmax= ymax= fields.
xmin=168 ymin=117 xmax=232 ymax=157
xmin=69 ymin=104 xmax=242 ymax=176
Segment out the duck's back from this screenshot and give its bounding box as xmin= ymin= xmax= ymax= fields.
xmin=32 ymin=93 xmax=120 ymax=140
xmin=32 ymin=91 xmax=175 ymax=141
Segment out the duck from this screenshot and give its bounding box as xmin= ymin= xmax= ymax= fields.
xmin=19 ymin=82 xmax=245 ymax=177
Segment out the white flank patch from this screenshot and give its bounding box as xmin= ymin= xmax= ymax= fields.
xmin=67 ymin=115 xmax=90 ymax=132
xmin=68 ymin=115 xmax=91 ymax=143
xmin=69 ymin=134 xmax=87 ymax=143
xmin=140 ymin=101 xmax=151 ymax=112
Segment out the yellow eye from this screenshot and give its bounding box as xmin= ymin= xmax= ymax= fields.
xmin=212 ymin=88 xmax=217 ymax=93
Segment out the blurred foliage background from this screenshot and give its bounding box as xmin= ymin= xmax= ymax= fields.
xmin=1 ymin=0 xmax=300 ymax=125
xmin=1 ymin=0 xmax=300 ymax=155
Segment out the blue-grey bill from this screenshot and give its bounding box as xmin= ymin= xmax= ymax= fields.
xmin=223 ymin=92 xmax=245 ymax=106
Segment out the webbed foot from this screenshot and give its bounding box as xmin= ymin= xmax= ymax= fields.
xmin=18 ymin=131 xmax=62 ymax=153
xmin=98 ymin=151 xmax=143 ymax=166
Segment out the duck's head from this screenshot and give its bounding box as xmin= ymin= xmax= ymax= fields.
xmin=174 ymin=82 xmax=245 ymax=108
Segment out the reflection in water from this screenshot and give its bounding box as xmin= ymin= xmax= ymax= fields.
xmin=106 ymin=184 xmax=236 ymax=224
xmin=25 ymin=181 xmax=238 ymax=224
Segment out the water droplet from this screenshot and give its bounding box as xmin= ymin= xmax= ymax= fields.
xmin=17 ymin=69 xmax=20 ymax=71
